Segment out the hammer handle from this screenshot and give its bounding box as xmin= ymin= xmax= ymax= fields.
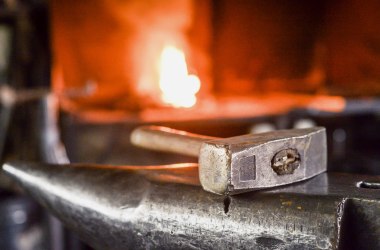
xmin=130 ymin=126 xmax=218 ymax=157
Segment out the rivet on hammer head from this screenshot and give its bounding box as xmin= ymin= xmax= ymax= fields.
xmin=271 ymin=148 xmax=301 ymax=175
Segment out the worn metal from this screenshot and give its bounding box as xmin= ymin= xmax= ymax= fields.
xmin=271 ymin=148 xmax=301 ymax=175
xmin=3 ymin=161 xmax=379 ymax=250
xmin=132 ymin=126 xmax=327 ymax=195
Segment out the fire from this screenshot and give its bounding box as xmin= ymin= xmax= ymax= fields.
xmin=159 ymin=46 xmax=200 ymax=108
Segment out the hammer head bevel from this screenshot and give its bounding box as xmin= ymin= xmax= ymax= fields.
xmin=199 ymin=127 xmax=327 ymax=195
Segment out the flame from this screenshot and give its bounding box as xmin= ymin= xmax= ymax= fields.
xmin=159 ymin=46 xmax=200 ymax=108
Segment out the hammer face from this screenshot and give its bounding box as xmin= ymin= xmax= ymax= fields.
xmin=199 ymin=127 xmax=327 ymax=195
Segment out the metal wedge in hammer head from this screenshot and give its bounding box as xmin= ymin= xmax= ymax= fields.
xmin=131 ymin=126 xmax=327 ymax=195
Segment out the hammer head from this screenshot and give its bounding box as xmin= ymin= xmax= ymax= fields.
xmin=199 ymin=127 xmax=326 ymax=195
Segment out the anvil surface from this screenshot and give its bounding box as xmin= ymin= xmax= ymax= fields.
xmin=3 ymin=162 xmax=380 ymax=250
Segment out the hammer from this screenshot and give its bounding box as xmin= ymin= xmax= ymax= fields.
xmin=131 ymin=126 xmax=327 ymax=195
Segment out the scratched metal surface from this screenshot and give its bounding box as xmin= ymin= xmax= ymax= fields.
xmin=199 ymin=127 xmax=327 ymax=194
xmin=3 ymin=162 xmax=380 ymax=250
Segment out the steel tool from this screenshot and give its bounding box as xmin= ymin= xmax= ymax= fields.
xmin=131 ymin=126 xmax=327 ymax=195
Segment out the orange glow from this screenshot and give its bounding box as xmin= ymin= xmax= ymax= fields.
xmin=159 ymin=46 xmax=201 ymax=108
xmin=308 ymin=95 xmax=345 ymax=112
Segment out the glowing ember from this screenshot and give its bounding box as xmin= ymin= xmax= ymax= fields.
xmin=159 ymin=46 xmax=201 ymax=108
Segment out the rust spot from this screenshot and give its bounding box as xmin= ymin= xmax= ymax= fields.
xmin=281 ymin=201 xmax=292 ymax=206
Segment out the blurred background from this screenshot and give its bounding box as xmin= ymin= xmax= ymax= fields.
xmin=0 ymin=0 xmax=379 ymax=249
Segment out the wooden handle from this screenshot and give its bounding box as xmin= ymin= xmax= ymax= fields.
xmin=130 ymin=126 xmax=218 ymax=157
